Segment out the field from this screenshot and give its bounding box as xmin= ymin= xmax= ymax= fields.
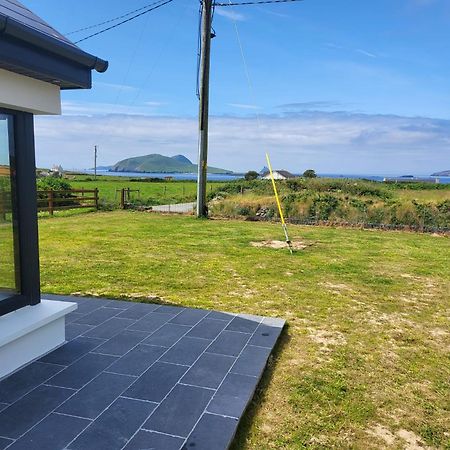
xmin=38 ymin=211 xmax=450 ymax=449
xmin=67 ymin=174 xmax=224 ymax=206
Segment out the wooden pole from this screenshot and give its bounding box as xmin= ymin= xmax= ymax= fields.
xmin=94 ymin=145 xmax=98 ymax=181
xmin=196 ymin=0 xmax=213 ymax=218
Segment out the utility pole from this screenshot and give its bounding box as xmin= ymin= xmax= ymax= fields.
xmin=196 ymin=0 xmax=213 ymax=218
xmin=94 ymin=145 xmax=98 ymax=181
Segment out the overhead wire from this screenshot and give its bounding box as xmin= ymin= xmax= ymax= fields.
xmin=74 ymin=0 xmax=174 ymax=44
xmin=66 ymin=0 xmax=170 ymax=35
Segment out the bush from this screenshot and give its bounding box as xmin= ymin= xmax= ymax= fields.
xmin=244 ymin=171 xmax=259 ymax=181
xmin=36 ymin=177 xmax=72 ymax=191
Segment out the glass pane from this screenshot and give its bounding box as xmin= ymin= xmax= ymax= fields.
xmin=0 ymin=115 xmax=18 ymax=301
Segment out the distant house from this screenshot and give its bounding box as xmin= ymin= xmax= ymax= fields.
xmin=261 ymin=170 xmax=295 ymax=180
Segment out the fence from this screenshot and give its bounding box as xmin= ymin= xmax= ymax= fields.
xmin=37 ymin=189 xmax=99 ymax=215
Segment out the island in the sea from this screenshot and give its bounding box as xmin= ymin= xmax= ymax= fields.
xmin=108 ymin=154 xmax=233 ymax=174
xmin=431 ymin=170 xmax=450 ymax=177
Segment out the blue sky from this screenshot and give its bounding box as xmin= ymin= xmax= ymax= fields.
xmin=27 ymin=0 xmax=450 ymax=174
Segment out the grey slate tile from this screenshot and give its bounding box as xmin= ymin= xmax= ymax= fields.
xmin=116 ymin=302 xmax=159 ymax=320
xmin=65 ymin=312 xmax=85 ymax=324
xmin=0 ymin=361 xmax=63 ymax=403
xmin=153 ymin=304 xmax=185 ymax=314
xmin=207 ymin=373 xmax=256 ymax=418
xmin=248 ymin=323 xmax=283 ymax=348
xmin=127 ymin=313 xmax=173 ymax=333
xmin=57 ymin=372 xmax=134 ymax=419
xmin=169 ymin=308 xmax=208 ymax=326
xmin=142 ymin=323 xmax=190 ymax=348
xmin=47 ymin=353 xmax=117 ymax=389
xmin=231 ymin=345 xmax=272 ymax=377
xmin=105 ymin=299 xmax=136 ymax=310
xmin=74 ymin=307 xmax=121 ymax=325
xmin=207 ymin=330 xmax=250 ymax=357
xmin=0 ymin=385 xmax=73 ymax=439
xmin=107 ymin=344 xmax=165 ymax=376
xmin=0 ymin=437 xmax=13 ymax=450
xmin=124 ymin=430 xmax=184 ymax=450
xmin=41 ymin=336 xmax=105 ymax=366
xmin=160 ymin=337 xmax=210 ymax=366
xmin=183 ymin=413 xmax=238 ymax=450
xmin=70 ymin=397 xmax=157 ymax=450
xmin=65 ymin=323 xmax=94 ymax=341
xmin=124 ymin=362 xmax=187 ymax=403
xmin=0 ymin=403 xmax=8 ymax=413
xmin=7 ymin=413 xmax=90 ymax=450
xmin=83 ymin=317 xmax=136 ymax=339
xmin=225 ymin=316 xmax=260 ymax=334
xmin=93 ymin=330 xmax=148 ymax=356
xmin=187 ymin=318 xmax=227 ymax=340
xmin=206 ymin=311 xmax=235 ymax=321
xmin=72 ymin=300 xmax=103 ymax=315
xmin=181 ymin=353 xmax=235 ymax=389
xmin=143 ymin=384 xmax=214 ymax=438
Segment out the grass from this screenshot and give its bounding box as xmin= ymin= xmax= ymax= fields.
xmin=67 ymin=175 xmax=224 ymax=206
xmin=38 ymin=212 xmax=450 ymax=449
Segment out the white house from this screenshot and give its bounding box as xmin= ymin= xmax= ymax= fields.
xmin=262 ymin=170 xmax=295 ymax=180
xmin=0 ymin=0 xmax=107 ymax=379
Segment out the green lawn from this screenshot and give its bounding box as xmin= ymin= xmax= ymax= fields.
xmin=38 ymin=212 xmax=450 ymax=449
xmin=68 ymin=176 xmax=223 ymax=206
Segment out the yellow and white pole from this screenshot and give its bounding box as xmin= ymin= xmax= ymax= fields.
xmin=266 ymin=153 xmax=293 ymax=254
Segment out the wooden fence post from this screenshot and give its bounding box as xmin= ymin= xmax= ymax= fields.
xmin=94 ymin=188 xmax=99 ymax=210
xmin=48 ymin=190 xmax=54 ymax=215
xmin=120 ymin=188 xmax=125 ymax=209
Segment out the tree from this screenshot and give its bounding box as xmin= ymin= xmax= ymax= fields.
xmin=303 ymin=169 xmax=317 ymax=178
xmin=245 ymin=170 xmax=259 ymax=181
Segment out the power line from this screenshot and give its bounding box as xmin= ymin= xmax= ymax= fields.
xmin=66 ymin=0 xmax=168 ymax=35
xmin=214 ymin=0 xmax=303 ymax=6
xmin=74 ymin=0 xmax=174 ymax=44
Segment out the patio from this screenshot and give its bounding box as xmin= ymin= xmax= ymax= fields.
xmin=0 ymin=295 xmax=284 ymax=450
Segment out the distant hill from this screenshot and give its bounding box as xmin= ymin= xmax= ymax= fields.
xmin=431 ymin=170 xmax=450 ymax=176
xmin=110 ymin=154 xmax=232 ymax=174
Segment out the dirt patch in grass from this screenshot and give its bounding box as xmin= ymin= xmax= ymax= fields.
xmin=307 ymin=328 xmax=347 ymax=350
xmin=250 ymin=240 xmax=312 ymax=250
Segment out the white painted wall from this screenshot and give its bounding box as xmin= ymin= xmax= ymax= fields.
xmin=262 ymin=171 xmax=288 ymax=180
xmin=0 ymin=68 xmax=61 ymax=115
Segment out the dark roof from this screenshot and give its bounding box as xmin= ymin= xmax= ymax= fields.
xmin=0 ymin=0 xmax=108 ymax=89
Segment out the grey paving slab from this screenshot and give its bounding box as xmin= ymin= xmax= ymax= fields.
xmin=0 ymin=437 xmax=13 ymax=450
xmin=65 ymin=323 xmax=94 ymax=341
xmin=184 ymin=413 xmax=238 ymax=450
xmin=181 ymin=353 xmax=235 ymax=389
xmin=160 ymin=337 xmax=210 ymax=366
xmin=127 ymin=313 xmax=173 ymax=333
xmin=116 ymin=302 xmax=159 ymax=319
xmin=0 ymin=385 xmax=73 ymax=439
xmin=0 ymin=361 xmax=63 ymax=403
xmin=40 ymin=336 xmax=105 ymax=366
xmin=231 ymin=345 xmax=272 ymax=377
xmin=123 ymin=430 xmax=184 ymax=450
xmin=0 ymin=295 xmax=285 ymax=450
xmin=124 ymin=362 xmax=188 ymax=403
xmin=47 ymin=353 xmax=118 ymax=389
xmin=207 ymin=373 xmax=257 ymax=419
xmin=248 ymin=322 xmax=283 ymax=348
xmin=107 ymin=344 xmax=166 ymax=376
xmin=7 ymin=413 xmax=90 ymax=450
xmin=57 ymin=372 xmax=134 ymax=419
xmin=83 ymin=317 xmax=136 ymax=339
xmin=73 ymin=307 xmax=121 ymax=325
xmin=187 ymin=318 xmax=228 ymax=340
xmin=143 ymin=384 xmax=214 ymax=438
xmin=225 ymin=316 xmax=260 ymax=334
xmin=70 ymin=397 xmax=157 ymax=450
xmin=169 ymin=308 xmax=209 ymax=326
xmin=92 ymin=329 xmax=148 ymax=356
xmin=142 ymin=323 xmax=190 ymax=347
xmin=207 ymin=330 xmax=251 ymax=357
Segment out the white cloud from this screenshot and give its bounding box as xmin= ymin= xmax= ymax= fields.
xmin=34 ymin=111 xmax=450 ymax=175
xmin=228 ymin=103 xmax=260 ymax=110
